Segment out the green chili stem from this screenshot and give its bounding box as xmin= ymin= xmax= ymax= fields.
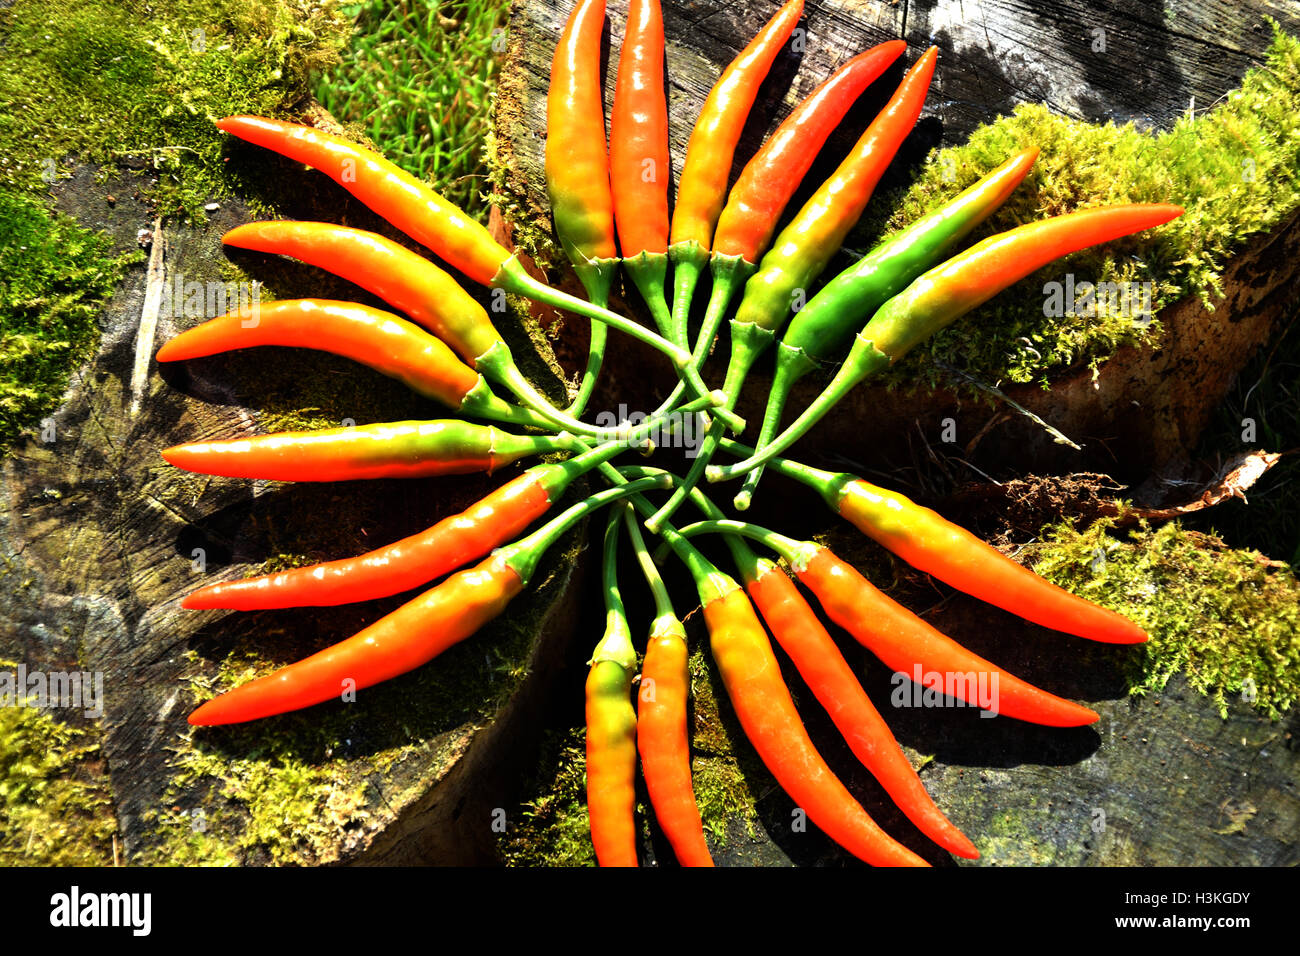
xmin=459 ymin=377 xmax=562 ymax=430
xmin=591 ymin=505 xmax=636 ymax=669
xmin=624 ymin=252 xmax=675 ymax=339
xmin=670 ymin=518 xmax=821 ymax=571
xmin=501 ymin=474 xmax=671 ymax=585
xmin=732 ymin=344 xmax=813 ymax=509
xmin=565 ymin=279 xmax=612 ymax=419
xmin=707 ymin=334 xmax=891 ymax=483
xmin=621 ymin=503 xmax=675 ymax=622
xmin=668 ymin=241 xmax=708 ymax=350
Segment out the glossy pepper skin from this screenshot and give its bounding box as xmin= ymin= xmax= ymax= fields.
xmin=188 ymin=553 xmax=524 ymax=726
xmin=731 ymin=46 xmax=937 ymax=336
xmin=547 ymin=0 xmax=619 ymax=295
xmin=668 ymin=0 xmax=804 ymax=252
xmin=699 ymin=573 xmax=928 ymax=866
xmin=744 ymin=559 xmax=978 ymax=859
xmin=222 ymin=221 xmax=504 ymax=364
xmin=859 ymin=203 xmax=1187 ymax=361
xmin=781 ymin=147 xmax=1039 ymax=366
xmin=156 ymin=299 xmax=481 ymax=409
xmin=796 ymin=546 xmax=1101 ymax=727
xmin=836 ymin=479 xmax=1149 ymax=644
xmin=585 ymin=658 xmax=639 ymax=865
xmin=709 ymin=203 xmax=1186 ymax=483
xmin=636 ymin=616 xmax=714 ymax=866
xmin=161 ymin=420 xmax=566 ymax=482
xmin=585 ymin=509 xmax=639 ymax=866
xmin=216 ymin=115 xmax=513 ymax=285
xmin=712 ymin=40 xmax=907 ymax=265
xmin=610 ymin=0 xmax=670 ymax=259
xmin=182 ymin=470 xmax=553 ymax=611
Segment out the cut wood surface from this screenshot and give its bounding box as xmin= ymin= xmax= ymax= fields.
xmin=0 ymin=154 xmax=585 ymax=865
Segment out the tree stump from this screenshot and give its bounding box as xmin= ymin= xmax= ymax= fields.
xmin=490 ymin=0 xmax=1300 ymax=866
xmin=0 ymin=141 xmax=585 ymax=865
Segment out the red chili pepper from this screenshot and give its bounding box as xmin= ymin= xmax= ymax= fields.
xmin=155 ymin=298 xmax=553 ymax=430
xmin=181 ymin=441 xmax=627 ymax=611
xmin=221 ymin=221 xmax=503 ymax=365
xmin=188 ymin=551 xmax=524 ymax=726
xmin=795 ymin=546 xmax=1100 ymax=726
xmin=669 ymin=0 xmax=804 ymax=254
xmin=217 ymin=115 xmax=712 ymax=391
xmin=161 ymin=420 xmax=568 ymax=482
xmin=729 ymin=46 xmax=938 ymax=344
xmin=157 ymin=298 xmax=473 ymax=406
xmin=188 ymin=475 xmax=671 ymax=726
xmin=744 ymin=558 xmax=978 ymax=858
xmin=836 ymin=478 xmax=1149 ymax=644
xmin=698 ymin=575 xmax=929 ymax=865
xmin=712 ymin=40 xmax=907 ymax=265
xmin=216 ymin=115 xmax=515 ymax=286
xmin=621 ymin=506 xmax=713 ymax=866
xmin=666 ymin=0 xmax=805 ymax=349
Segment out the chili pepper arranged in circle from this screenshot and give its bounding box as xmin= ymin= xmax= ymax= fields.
xmin=709 ymin=203 xmax=1186 ymax=487
xmin=667 ymin=0 xmax=805 ymax=350
xmin=181 ymin=440 xmax=628 ymax=610
xmin=188 ymin=474 xmax=671 ymax=726
xmin=157 ymin=2 xmax=1184 ymax=866
xmin=162 ymin=419 xmax=572 ymax=483
xmin=584 ymin=506 xmax=640 ymax=866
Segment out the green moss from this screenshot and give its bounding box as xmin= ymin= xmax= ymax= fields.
xmin=0 ymin=697 xmax=118 ymax=866
xmin=1026 ymin=519 xmax=1300 ymax=720
xmin=850 ymin=23 xmax=1300 ymax=390
xmin=0 ymin=192 xmax=142 ymax=448
xmin=0 ymin=0 xmax=350 ymax=219
xmin=144 ymin=729 xmax=371 ymax=865
xmin=684 ymin=644 xmax=759 ymax=843
xmin=497 ymin=727 xmax=595 ymax=867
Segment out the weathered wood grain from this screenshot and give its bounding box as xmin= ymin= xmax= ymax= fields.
xmin=0 ymin=158 xmax=585 ymax=865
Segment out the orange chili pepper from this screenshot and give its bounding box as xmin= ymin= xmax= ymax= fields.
xmin=161 ymin=420 xmax=567 ymax=482
xmin=698 ymin=574 xmax=929 ymax=865
xmin=836 ymin=478 xmax=1149 ymax=644
xmin=795 ymin=546 xmax=1101 ymax=727
xmin=181 ymin=440 xmax=627 ymax=611
xmin=547 ymin=0 xmax=619 ymax=300
xmin=610 ymin=0 xmax=670 ymax=260
xmin=584 ymin=507 xmax=639 ymax=866
xmin=744 ymin=558 xmax=978 ymax=858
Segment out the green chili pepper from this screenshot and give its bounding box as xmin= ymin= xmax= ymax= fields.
xmin=734 ymin=146 xmax=1039 ymax=508
xmin=709 ymin=203 xmax=1185 ymax=484
xmin=161 ymin=420 xmax=574 ymax=483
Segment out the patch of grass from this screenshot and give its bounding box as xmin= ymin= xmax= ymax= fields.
xmin=0 ymin=701 xmax=118 ymax=866
xmin=850 ymin=23 xmax=1300 ymax=390
xmin=0 ymin=0 xmax=350 ymax=219
xmin=317 ymin=0 xmax=507 ymax=217
xmin=1026 ymin=519 xmax=1300 ymax=720
xmin=0 ymin=192 xmax=142 ymax=447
